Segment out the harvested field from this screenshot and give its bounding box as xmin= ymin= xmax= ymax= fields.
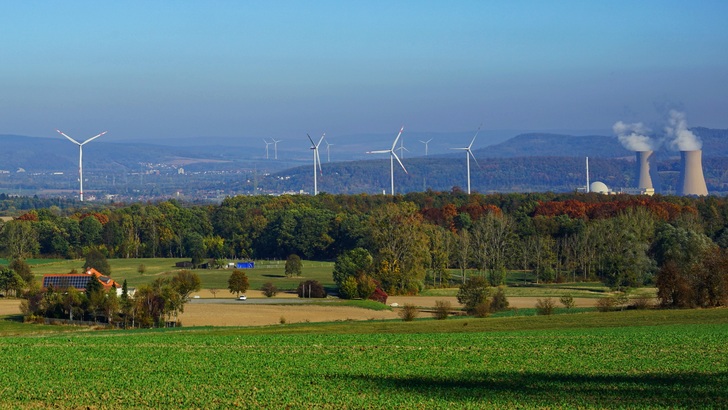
xmin=0 ymin=300 xmax=21 ymax=316
xmin=387 ymin=296 xmax=597 ymax=309
xmin=178 ymin=303 xmax=399 ymax=326
xmin=1 ymin=296 xmax=599 ymax=327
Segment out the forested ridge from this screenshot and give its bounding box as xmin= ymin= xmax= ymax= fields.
xmin=1 ymin=191 xmax=727 ymax=303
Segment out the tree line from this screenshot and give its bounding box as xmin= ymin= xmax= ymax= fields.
xmin=1 ymin=191 xmax=727 ymax=305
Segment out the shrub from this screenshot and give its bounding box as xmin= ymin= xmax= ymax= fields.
xmin=490 ymin=286 xmax=509 ymax=312
xmin=399 ymin=304 xmax=418 ymax=321
xmin=596 ymin=296 xmax=616 ymax=312
xmin=559 ymin=294 xmax=575 ymax=309
xmin=457 ymin=276 xmax=489 ymax=315
xmin=473 ymin=301 xmax=491 ymax=318
xmin=535 ymin=298 xmax=555 ymax=315
xmin=369 ymin=288 xmax=388 ymax=304
xmin=297 ymin=280 xmax=326 ymax=298
xmin=260 ymin=282 xmax=278 ymax=298
xmin=433 ymin=300 xmax=451 ymax=320
xmin=338 ymin=276 xmax=359 ymax=299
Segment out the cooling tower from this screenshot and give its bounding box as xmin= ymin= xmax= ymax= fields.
xmin=678 ymin=150 xmax=708 ymax=196
xmin=635 ymin=151 xmax=655 ymax=190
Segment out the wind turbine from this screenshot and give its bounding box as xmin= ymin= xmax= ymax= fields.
xmin=366 ymin=126 xmax=408 ymax=195
xmin=307 ymin=133 xmax=325 ymax=195
xmin=450 ymin=125 xmax=481 ymax=194
xmin=419 ymin=138 xmax=433 ymax=156
xmin=57 ymin=129 xmax=107 ymax=202
xmin=396 ymin=137 xmax=409 ymax=159
xmin=325 ymin=141 xmax=334 ymax=162
xmin=272 ymin=139 xmax=281 ymax=160
xmin=263 ymin=139 xmax=272 ymax=159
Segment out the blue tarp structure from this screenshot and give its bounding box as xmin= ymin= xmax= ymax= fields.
xmin=236 ymin=261 xmax=255 ymax=269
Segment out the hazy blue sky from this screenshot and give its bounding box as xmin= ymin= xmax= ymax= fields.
xmin=1 ymin=1 xmax=727 ymax=142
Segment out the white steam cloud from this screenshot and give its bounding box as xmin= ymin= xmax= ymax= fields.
xmin=613 ymin=121 xmax=655 ymax=151
xmin=665 ymin=110 xmax=701 ymax=151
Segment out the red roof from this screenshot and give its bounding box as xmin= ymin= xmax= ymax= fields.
xmin=42 ymin=268 xmax=120 ymax=291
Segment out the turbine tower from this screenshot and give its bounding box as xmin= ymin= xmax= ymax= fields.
xmin=366 ymin=126 xmax=407 ymax=195
xmin=450 ymin=125 xmax=481 ymax=194
xmin=307 ymin=133 xmax=325 ymax=195
xmin=272 ymin=139 xmax=281 ymax=160
xmin=57 ymin=129 xmax=107 ymax=202
xmin=419 ymin=138 xmax=433 ymax=156
xmin=263 ymin=139 xmax=272 ymax=159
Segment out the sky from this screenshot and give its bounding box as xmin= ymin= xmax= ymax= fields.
xmin=1 ymin=0 xmax=727 ymax=144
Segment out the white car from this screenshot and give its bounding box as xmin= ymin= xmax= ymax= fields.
xmin=237 ymin=295 xmax=247 ymax=301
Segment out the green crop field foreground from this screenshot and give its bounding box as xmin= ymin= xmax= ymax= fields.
xmin=1 ymin=309 xmax=726 ymax=409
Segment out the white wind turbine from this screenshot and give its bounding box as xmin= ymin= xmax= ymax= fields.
xmin=272 ymin=138 xmax=281 ymax=160
xmin=307 ymin=133 xmax=325 ymax=195
xmin=450 ymin=125 xmax=481 ymax=194
xmin=396 ymin=136 xmax=409 ymax=159
xmin=366 ymin=126 xmax=407 ymax=195
xmin=325 ymin=141 xmax=334 ymax=162
xmin=419 ymin=138 xmax=433 ymax=156
xmin=57 ymin=129 xmax=107 ymax=202
xmin=263 ymin=139 xmax=272 ymax=159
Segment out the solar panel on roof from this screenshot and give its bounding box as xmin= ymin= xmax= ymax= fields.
xmin=42 ymin=275 xmax=92 ymax=290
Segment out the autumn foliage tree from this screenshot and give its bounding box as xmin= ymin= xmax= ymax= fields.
xmin=227 ymin=269 xmax=250 ymax=297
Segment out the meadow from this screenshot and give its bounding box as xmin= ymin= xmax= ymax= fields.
xmin=0 ymin=309 xmax=726 ymax=408
xmin=1 ymin=258 xmax=336 ymax=291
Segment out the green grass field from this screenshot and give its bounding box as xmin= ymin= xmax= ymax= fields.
xmin=0 ymin=309 xmax=726 ymax=408
xmin=1 ymin=258 xmax=336 ymax=291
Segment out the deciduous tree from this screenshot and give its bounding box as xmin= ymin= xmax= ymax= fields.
xmin=284 ymin=254 xmax=302 ymax=277
xmin=227 ymin=269 xmax=249 ymax=297
xmin=84 ymin=248 xmax=111 ymax=276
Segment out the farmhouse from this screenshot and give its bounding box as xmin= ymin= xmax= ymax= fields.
xmin=42 ymin=268 xmax=121 ymax=293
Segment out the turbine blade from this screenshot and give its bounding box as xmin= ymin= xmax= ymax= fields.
xmin=391 ymin=126 xmax=404 ymax=150
xmin=316 ymin=133 xmax=325 ymax=148
xmin=307 ymin=133 xmax=315 ymax=147
xmin=450 ymin=147 xmax=468 ymax=151
xmin=468 ymin=124 xmax=482 ymax=149
xmin=56 ymin=129 xmax=80 ymax=145
xmin=82 ymin=131 xmax=107 ymax=145
xmin=469 ymin=149 xmax=481 ymax=168
xmin=367 ymin=150 xmax=390 ymax=154
xmin=392 ymin=151 xmax=408 ymax=174
xmin=316 ymin=150 xmax=322 ymax=174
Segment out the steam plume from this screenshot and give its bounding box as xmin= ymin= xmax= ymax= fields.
xmin=613 ymin=121 xmax=655 ymax=151
xmin=665 ymin=110 xmax=701 ymax=151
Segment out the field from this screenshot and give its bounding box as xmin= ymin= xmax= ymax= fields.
xmin=2 ymin=258 xmax=652 ymax=302
xmin=1 ymin=309 xmax=726 ymax=408
xmin=1 ymin=258 xmax=336 ymax=291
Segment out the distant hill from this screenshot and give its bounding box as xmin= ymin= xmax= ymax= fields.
xmin=0 ymin=135 xmax=302 ymax=173
xmin=475 ymin=133 xmax=631 ymax=158
xmin=1 ymin=127 xmax=727 ymax=199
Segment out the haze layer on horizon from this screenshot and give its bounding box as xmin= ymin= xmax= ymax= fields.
xmin=1 ymin=1 xmax=727 ymax=143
